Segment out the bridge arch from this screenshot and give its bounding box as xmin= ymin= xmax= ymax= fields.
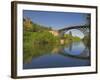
xmin=63 ymin=29 xmax=85 ymax=39
xmin=58 ymin=25 xmax=90 ymax=38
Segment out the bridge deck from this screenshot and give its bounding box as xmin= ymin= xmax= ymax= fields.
xmin=58 ymin=25 xmax=89 ymax=32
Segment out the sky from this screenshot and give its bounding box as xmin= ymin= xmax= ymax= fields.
xmin=23 ymin=10 xmax=89 ymax=38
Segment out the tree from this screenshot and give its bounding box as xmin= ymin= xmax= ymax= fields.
xmin=69 ymin=31 xmax=72 ymax=37
xmin=85 ymin=14 xmax=91 ymax=26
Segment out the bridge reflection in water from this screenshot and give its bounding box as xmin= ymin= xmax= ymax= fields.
xmin=59 ymin=41 xmax=90 ymax=60
xmin=23 ymin=41 xmax=90 ymax=69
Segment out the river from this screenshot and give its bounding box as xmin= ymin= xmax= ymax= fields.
xmin=23 ymin=41 xmax=90 ymax=69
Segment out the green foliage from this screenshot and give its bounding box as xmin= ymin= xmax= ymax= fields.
xmin=23 ymin=18 xmax=52 ymax=32
xmin=24 ymin=31 xmax=60 ymax=44
xmin=64 ymin=34 xmax=81 ymax=41
xmin=82 ymin=34 xmax=90 ymax=47
xmin=23 ymin=17 xmax=61 ymax=48
xmin=23 ymin=17 xmax=83 ymax=63
xmin=23 ymin=31 xmax=60 ymax=63
xmin=72 ymin=36 xmax=81 ymax=41
xmin=64 ymin=34 xmax=72 ymax=39
xmin=23 ymin=43 xmax=54 ymax=63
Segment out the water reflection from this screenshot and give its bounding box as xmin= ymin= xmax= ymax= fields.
xmin=23 ymin=41 xmax=90 ymax=69
xmin=60 ymin=41 xmax=90 ymax=59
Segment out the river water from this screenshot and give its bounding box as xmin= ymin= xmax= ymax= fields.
xmin=23 ymin=41 xmax=90 ymax=69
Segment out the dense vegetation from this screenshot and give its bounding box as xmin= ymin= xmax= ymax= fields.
xmin=23 ymin=18 xmax=61 ymax=62
xmin=82 ymin=34 xmax=90 ymax=47
xmin=23 ymin=18 xmax=52 ymax=32
xmin=23 ymin=15 xmax=91 ymax=64
xmin=23 ymin=17 xmax=91 ymax=63
xmin=23 ymin=18 xmax=60 ymax=44
xmin=64 ymin=34 xmax=81 ymax=42
xmin=23 ymin=17 xmax=82 ymax=46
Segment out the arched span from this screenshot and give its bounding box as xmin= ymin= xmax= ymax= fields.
xmin=58 ymin=25 xmax=90 ymax=37
xmin=62 ymin=29 xmax=85 ymax=38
